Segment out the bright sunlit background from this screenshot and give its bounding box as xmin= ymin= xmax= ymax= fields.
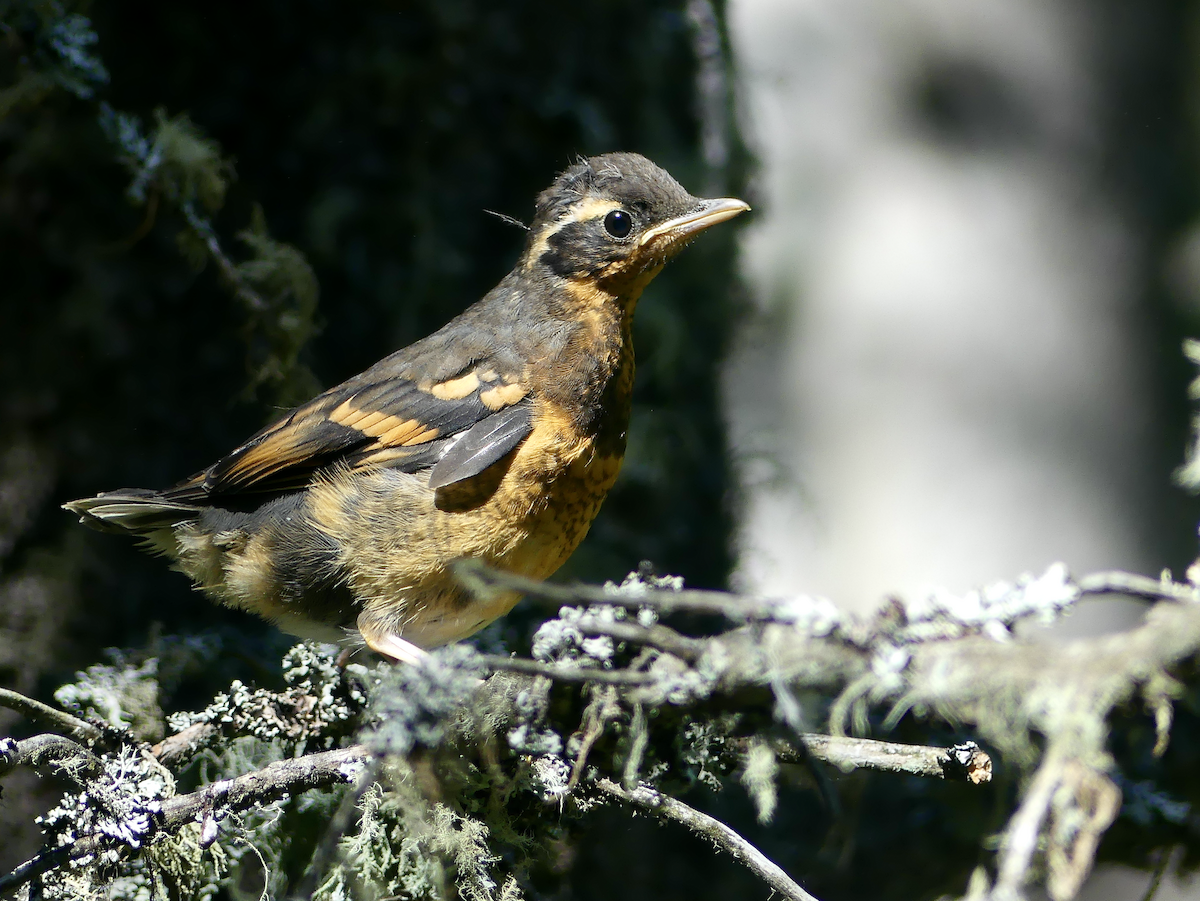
xmin=726 ymin=0 xmax=1194 ymax=612
xmin=725 ymin=2 xmax=1200 ymax=896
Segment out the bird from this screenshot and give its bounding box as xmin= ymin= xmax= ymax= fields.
xmin=65 ymin=153 xmax=749 ymax=664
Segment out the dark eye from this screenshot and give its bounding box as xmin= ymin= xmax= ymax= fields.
xmin=604 ymin=209 xmax=633 ymax=239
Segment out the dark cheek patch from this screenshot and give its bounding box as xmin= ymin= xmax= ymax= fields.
xmin=541 ymin=222 xmax=624 ymax=279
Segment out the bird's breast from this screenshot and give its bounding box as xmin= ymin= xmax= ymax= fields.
xmin=491 ymin=397 xmax=626 ymax=579
xmin=282 ymin=325 xmax=635 ymax=645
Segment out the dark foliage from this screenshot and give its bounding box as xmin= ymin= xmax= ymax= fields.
xmin=0 ymin=0 xmax=745 ymax=878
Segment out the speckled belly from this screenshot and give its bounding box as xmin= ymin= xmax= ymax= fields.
xmin=497 ymin=446 xmax=624 ymax=580
xmin=293 ymin=425 xmax=626 ymax=649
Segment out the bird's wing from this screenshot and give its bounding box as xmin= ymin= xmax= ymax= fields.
xmin=170 ymin=352 xmax=533 ymax=500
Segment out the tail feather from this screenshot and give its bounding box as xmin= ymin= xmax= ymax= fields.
xmin=64 ymin=490 xmax=200 ymax=536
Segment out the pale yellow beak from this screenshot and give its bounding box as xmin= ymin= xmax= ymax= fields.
xmin=638 ymin=197 xmax=751 ymax=246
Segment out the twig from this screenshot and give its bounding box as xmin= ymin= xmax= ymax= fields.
xmin=596 ymin=777 xmax=821 ymax=901
xmin=576 ymin=616 xmax=707 ymax=662
xmin=179 ymin=201 xmax=267 ymax=313
xmin=772 ymin=735 xmax=992 ymax=784
xmin=151 ymin=722 xmax=218 ymax=768
xmin=0 ymin=734 xmax=102 ymax=784
xmin=291 ymin=760 xmax=378 ymax=900
xmin=1139 ymin=846 xmax=1174 ymax=901
xmin=621 ymin=703 xmax=649 ymax=787
xmin=455 ymin=560 xmax=772 ymax=621
xmin=0 ymin=688 xmax=103 ymax=743
xmin=568 ymin=686 xmax=619 ymax=789
xmin=480 ymin=655 xmax=657 ymax=685
xmin=1077 ymin=571 xmax=1200 ymax=604
xmin=0 ymin=845 xmax=81 ymax=894
xmin=994 ymin=754 xmax=1060 ymax=899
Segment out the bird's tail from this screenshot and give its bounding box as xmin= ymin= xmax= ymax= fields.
xmin=63 ymin=490 xmax=201 ymax=536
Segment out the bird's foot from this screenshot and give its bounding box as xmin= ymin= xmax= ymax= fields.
xmin=364 ymin=631 xmax=431 ymax=666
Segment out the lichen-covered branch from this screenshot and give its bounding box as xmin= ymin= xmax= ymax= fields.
xmin=157 ymin=744 xmax=367 ymax=831
xmin=98 ymin=106 xmax=320 ymax=405
xmin=748 ymin=735 xmax=992 ymax=784
xmin=1077 ymin=571 xmax=1200 ymax=603
xmin=0 ymin=734 xmax=101 ymax=785
xmin=453 ymin=559 xmax=780 ymax=621
xmin=479 ymin=655 xmax=658 ymax=685
xmin=0 ymin=747 xmax=368 ymax=896
xmin=1 ymin=564 xmax=1197 ymax=900
xmin=0 ymin=845 xmax=79 ymax=896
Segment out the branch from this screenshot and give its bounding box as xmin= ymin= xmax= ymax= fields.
xmin=151 ymin=721 xmax=218 ymax=768
xmin=157 ymin=744 xmax=368 ymax=831
xmin=0 ymin=745 xmax=371 ymax=896
xmin=596 ymin=778 xmax=821 ymax=901
xmin=5 ymin=564 xmax=1189 ymax=899
xmin=1077 ymin=571 xmax=1200 ymax=603
xmin=455 ymin=559 xmax=770 ymax=621
xmin=0 ymin=688 xmax=103 ymax=743
xmin=0 ymin=845 xmax=79 ymax=895
xmin=480 ymin=655 xmax=657 ymax=685
xmin=992 ymin=749 xmax=1119 ymax=901
xmin=179 ymin=201 xmax=268 ymax=312
xmin=575 ymin=616 xmax=707 ymax=662
xmin=0 ymin=734 xmax=102 ymax=785
xmin=785 ymin=735 xmax=992 ymax=784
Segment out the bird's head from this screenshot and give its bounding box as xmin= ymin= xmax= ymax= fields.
xmin=522 ymin=153 xmax=749 ymax=303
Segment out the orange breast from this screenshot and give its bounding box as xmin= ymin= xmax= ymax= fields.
xmin=487 ymin=398 xmax=624 ymax=578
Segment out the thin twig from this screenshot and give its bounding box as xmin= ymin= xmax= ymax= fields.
xmin=455 ymin=560 xmax=771 ymax=621
xmin=766 ymin=735 xmax=992 ymax=784
xmin=179 ymin=201 xmax=267 ymax=312
xmin=994 ymin=750 xmax=1065 ymax=898
xmin=1077 ymin=572 xmax=1200 ymax=603
xmin=0 ymin=845 xmax=81 ymax=894
xmin=151 ymin=722 xmax=218 ymax=768
xmin=291 ymin=760 xmax=378 ymax=901
xmin=596 ymin=778 xmax=821 ymax=901
xmin=1139 ymin=846 xmax=1174 ymax=901
xmin=568 ymin=685 xmax=619 ymax=789
xmin=575 ymin=616 xmax=707 ymax=662
xmin=480 ymin=655 xmax=657 ymax=685
xmin=0 ymin=688 xmax=103 ymax=743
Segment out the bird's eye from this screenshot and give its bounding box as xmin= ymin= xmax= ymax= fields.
xmin=604 ymin=209 xmax=633 ymax=239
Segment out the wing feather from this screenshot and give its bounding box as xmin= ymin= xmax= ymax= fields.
xmin=428 ymin=401 xmax=533 ymax=489
xmin=169 ymin=355 xmax=531 ymax=501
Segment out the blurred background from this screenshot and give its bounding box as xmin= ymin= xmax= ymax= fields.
xmin=727 ymin=0 xmax=1199 ymax=614
xmin=3 ymin=0 xmax=1200 ymax=898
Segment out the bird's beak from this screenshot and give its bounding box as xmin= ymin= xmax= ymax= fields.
xmin=638 ymin=197 xmax=751 ymax=246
